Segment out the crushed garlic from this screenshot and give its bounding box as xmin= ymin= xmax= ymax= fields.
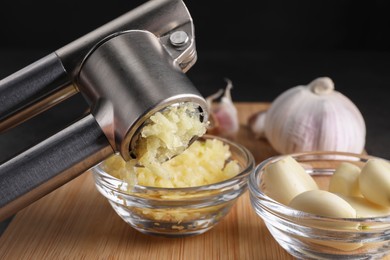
xmin=102 ymin=138 xmax=240 ymax=188
xmin=136 ymin=102 xmax=207 ymax=165
xmin=101 ymin=102 xmax=240 ymax=188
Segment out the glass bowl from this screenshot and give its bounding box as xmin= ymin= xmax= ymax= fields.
xmin=248 ymin=151 xmax=390 ymax=260
xmin=92 ymin=135 xmax=255 ymax=237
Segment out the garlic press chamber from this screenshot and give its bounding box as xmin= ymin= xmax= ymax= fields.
xmin=0 ymin=0 xmax=208 ymax=221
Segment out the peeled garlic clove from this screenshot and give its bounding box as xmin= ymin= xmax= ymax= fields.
xmin=289 ymin=190 xmax=362 ymax=251
xmin=328 ymin=162 xmax=362 ymax=197
xmin=259 ymin=77 xmax=366 ymax=154
xmin=359 ymin=158 xmax=390 ymax=207
xmin=310 ymin=239 xmax=363 ymax=252
xmin=289 ymin=190 xmax=356 ymax=218
xmin=336 ymin=194 xmax=390 ymax=218
xmin=206 ymin=78 xmax=239 ymax=138
xmin=262 ymin=156 xmax=318 ymax=205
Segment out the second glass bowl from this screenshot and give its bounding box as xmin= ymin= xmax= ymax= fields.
xmin=249 ymin=151 xmax=390 ymax=260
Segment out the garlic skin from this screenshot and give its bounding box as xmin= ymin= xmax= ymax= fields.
xmin=206 ymin=79 xmax=239 ymax=138
xmin=248 ymin=111 xmax=267 ymax=139
xmin=255 ymin=77 xmax=366 ymax=154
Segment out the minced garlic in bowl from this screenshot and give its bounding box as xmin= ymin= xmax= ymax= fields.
xmin=92 ymin=135 xmax=255 ymax=237
xmin=92 ymin=102 xmax=254 ymax=237
xmin=103 ymin=137 xmax=240 ymax=188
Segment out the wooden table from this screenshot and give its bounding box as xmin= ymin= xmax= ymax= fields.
xmin=0 ymin=102 xmax=384 ymax=259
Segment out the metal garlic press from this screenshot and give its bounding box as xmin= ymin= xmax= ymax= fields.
xmin=0 ymin=0 xmax=208 ymax=221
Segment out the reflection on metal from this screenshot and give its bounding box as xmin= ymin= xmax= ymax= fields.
xmin=0 ymin=0 xmax=208 ymax=221
xmin=0 ymin=84 xmax=78 ymax=133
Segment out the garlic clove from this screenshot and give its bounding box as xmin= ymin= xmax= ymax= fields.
xmin=262 ymin=155 xmax=318 ymax=205
xmin=328 ymin=162 xmax=362 ymax=197
xmin=288 ymin=189 xmax=357 ymax=218
xmin=359 ymin=158 xmax=390 ymax=207
xmin=255 ymin=77 xmax=366 ymax=154
xmin=288 ymin=189 xmax=361 ymax=249
xmin=248 ymin=110 xmax=267 ymax=139
xmin=335 ymin=194 xmax=390 ymax=218
xmin=206 ymin=78 xmax=239 ymax=138
xmin=310 ymin=239 xmax=363 ymax=252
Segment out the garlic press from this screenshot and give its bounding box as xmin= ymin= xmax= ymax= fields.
xmin=0 ymin=0 xmax=208 ymax=221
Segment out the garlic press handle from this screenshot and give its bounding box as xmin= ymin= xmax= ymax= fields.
xmin=0 ymin=0 xmax=202 ymax=221
xmin=0 ymin=114 xmax=114 ymax=221
xmin=0 ymin=53 xmax=72 ymax=130
xmin=0 ymin=0 xmax=196 ymax=132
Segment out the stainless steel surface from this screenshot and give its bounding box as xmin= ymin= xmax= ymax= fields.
xmin=169 ymin=31 xmax=189 ymax=47
xmin=57 ymin=0 xmax=196 ymax=77
xmin=0 ymin=84 xmax=78 ymax=133
xmin=0 ymin=0 xmax=207 ymax=219
xmin=78 ymin=30 xmax=208 ymax=161
xmin=0 ymin=0 xmax=196 ymax=132
xmin=0 ymin=114 xmax=114 ymax=222
xmin=0 ymin=53 xmax=69 ymax=125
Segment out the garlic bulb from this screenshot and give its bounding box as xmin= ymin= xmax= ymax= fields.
xmin=206 ymin=78 xmax=239 ymax=138
xmin=250 ymin=77 xmax=366 ymax=154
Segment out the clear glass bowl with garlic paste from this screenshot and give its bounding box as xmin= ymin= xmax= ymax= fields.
xmin=249 ymin=151 xmax=390 ymax=259
xmin=92 ymin=134 xmax=254 ymax=237
xmin=91 ymin=102 xmax=254 ymax=237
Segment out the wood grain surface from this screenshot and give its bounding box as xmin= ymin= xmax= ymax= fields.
xmin=0 ymin=102 xmax=386 ymax=260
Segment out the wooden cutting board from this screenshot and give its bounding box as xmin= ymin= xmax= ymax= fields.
xmin=0 ymin=102 xmax=383 ymax=260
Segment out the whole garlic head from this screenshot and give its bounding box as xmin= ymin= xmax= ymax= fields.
xmin=255 ymin=77 xmax=366 ymax=154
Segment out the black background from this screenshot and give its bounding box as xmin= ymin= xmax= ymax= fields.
xmin=0 ymin=0 xmax=389 ymax=51
xmin=0 ymin=0 xmax=390 ymax=99
xmin=0 ymin=0 xmax=389 ymax=158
